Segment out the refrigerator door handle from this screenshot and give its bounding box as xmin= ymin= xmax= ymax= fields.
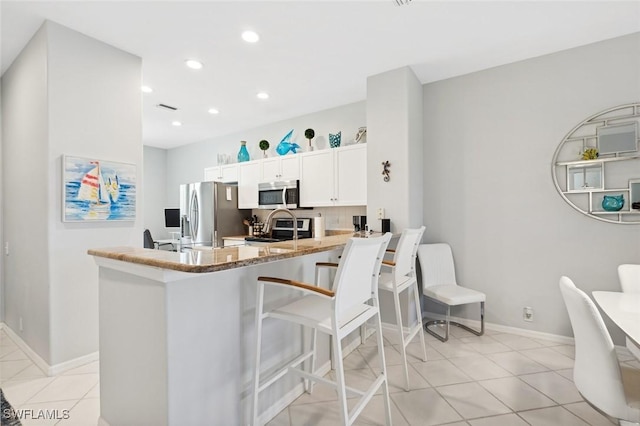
xmin=190 ymin=190 xmax=199 ymax=240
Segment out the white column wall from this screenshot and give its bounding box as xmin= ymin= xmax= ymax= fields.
xmin=1 ymin=21 xmax=142 ymax=365
xmin=47 ymin=22 xmax=143 ymax=365
xmin=1 ymin=26 xmax=51 ymax=360
xmin=422 ymin=32 xmax=640 ymax=342
xmin=366 ymin=67 xmax=424 ymax=233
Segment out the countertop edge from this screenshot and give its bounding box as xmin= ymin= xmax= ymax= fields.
xmin=87 ymin=237 xmax=354 ymax=273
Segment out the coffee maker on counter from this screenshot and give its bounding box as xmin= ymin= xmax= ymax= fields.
xmin=352 ymin=215 xmax=367 ymax=232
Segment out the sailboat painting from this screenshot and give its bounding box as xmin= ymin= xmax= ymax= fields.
xmin=63 ymin=155 xmax=136 ymax=222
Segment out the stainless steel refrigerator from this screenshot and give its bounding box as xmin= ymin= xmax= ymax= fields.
xmin=179 ymin=181 xmax=250 ymax=248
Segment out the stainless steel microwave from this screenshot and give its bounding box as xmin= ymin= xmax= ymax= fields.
xmin=258 ymin=180 xmax=299 ymax=209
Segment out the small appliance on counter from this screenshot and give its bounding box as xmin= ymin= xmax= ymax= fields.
xmin=245 ymin=217 xmax=313 ymax=246
xmin=353 ymin=215 xmax=367 ymax=232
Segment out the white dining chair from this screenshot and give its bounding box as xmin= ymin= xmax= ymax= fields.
xmin=378 ymin=226 xmax=427 ymax=391
xmin=417 ymin=243 xmax=485 ymax=342
xmin=559 ymin=276 xmax=640 ymax=425
xmin=618 ymin=264 xmax=640 ymax=293
xmin=252 ymin=233 xmax=393 ymax=426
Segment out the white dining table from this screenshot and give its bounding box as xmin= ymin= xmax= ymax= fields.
xmin=592 ymin=291 xmax=640 ymax=347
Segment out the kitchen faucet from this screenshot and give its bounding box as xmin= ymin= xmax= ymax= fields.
xmin=263 ymin=208 xmax=298 ymax=241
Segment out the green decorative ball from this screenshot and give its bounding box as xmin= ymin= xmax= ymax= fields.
xmin=304 ymin=128 xmax=315 ymax=140
xmin=259 ymin=140 xmax=270 ymax=151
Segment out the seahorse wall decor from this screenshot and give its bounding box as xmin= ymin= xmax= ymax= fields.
xmin=381 ymin=161 xmax=390 ymax=182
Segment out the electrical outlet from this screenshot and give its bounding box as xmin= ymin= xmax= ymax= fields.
xmin=4 ymin=242 xmax=8 ymax=256
xmin=377 ymin=208 xmax=385 ymax=220
xmin=523 ymin=307 xmax=534 ymax=322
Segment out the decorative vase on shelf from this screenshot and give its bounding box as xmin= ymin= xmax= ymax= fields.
xmin=602 ymin=194 xmax=624 ymax=211
xmin=237 ymin=141 xmax=250 ymax=162
xmin=329 ymin=131 xmax=341 ymax=148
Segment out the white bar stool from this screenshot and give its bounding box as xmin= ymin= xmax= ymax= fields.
xmin=378 ymin=226 xmax=427 ymax=391
xmin=251 ymin=233 xmax=393 ymax=426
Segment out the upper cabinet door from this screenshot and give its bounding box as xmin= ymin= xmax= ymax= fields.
xmin=335 ymin=145 xmax=366 ymax=206
xmin=238 ymin=161 xmax=261 ymax=209
xmin=300 ymin=150 xmax=335 ymax=207
xmin=204 ymin=166 xmax=221 ymax=181
xmin=204 ymin=164 xmax=239 ymax=182
xmin=261 ymin=155 xmax=300 ymax=182
xmin=221 ymin=164 xmax=239 ymax=182
xmin=261 ymin=158 xmax=281 ymax=181
xmin=279 ymin=155 xmax=300 ymax=180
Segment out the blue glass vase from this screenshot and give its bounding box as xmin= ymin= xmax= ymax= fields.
xmin=602 ymin=194 xmax=624 ymax=211
xmin=237 ymin=141 xmax=250 ymax=162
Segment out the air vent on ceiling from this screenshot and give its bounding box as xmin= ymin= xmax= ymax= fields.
xmin=156 ymin=103 xmax=178 ymax=111
xmin=395 ymin=0 xmax=411 ymax=5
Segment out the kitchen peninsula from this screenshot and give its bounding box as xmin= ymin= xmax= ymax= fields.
xmin=89 ymin=233 xmax=356 ymax=426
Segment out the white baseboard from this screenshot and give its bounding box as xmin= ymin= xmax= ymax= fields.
xmin=422 ymin=314 xmax=576 ymax=346
xmin=483 ymin=321 xmax=575 ymax=345
xmin=1 ymin=322 xmax=99 ymax=376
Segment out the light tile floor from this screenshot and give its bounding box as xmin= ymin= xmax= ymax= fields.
xmin=268 ymin=326 xmax=639 ymax=426
xmin=0 ymin=330 xmax=99 ymax=426
xmin=1 ymin=326 xmax=638 ymax=425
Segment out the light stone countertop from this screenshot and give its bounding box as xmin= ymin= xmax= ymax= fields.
xmin=88 ymin=232 xmax=367 ymax=273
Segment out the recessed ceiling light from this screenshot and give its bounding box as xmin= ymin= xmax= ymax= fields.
xmin=208 ymin=108 xmax=219 ymax=115
xmin=172 ymin=121 xmax=182 ymax=127
xmin=185 ymin=59 xmax=203 ymax=70
xmin=256 ymin=92 xmax=269 ymax=100
xmin=141 ymin=85 xmax=153 ymax=93
xmin=242 ymin=30 xmax=260 ymax=43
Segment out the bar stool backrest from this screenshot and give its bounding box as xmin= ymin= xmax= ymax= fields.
xmin=334 ymin=233 xmax=392 ymax=318
xmin=391 ymin=226 xmax=425 ymax=284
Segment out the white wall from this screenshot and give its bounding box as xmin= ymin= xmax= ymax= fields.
xmin=1 ymin=26 xmax=51 ymax=358
xmin=2 ymin=21 xmax=143 ymax=365
xmin=143 ymin=146 xmax=169 ymax=239
xmin=422 ymin=32 xmax=640 ymax=342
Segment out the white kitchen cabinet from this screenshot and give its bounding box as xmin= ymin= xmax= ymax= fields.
xmin=300 ymin=144 xmax=367 ymax=207
xmin=203 ymin=164 xmax=239 ymax=183
xmin=238 ymin=161 xmax=261 ymax=209
xmin=335 ymin=144 xmax=367 ymax=206
xmin=261 ymin=155 xmax=300 ymax=182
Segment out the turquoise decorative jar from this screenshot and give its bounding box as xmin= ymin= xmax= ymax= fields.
xmin=237 ymin=141 xmax=250 ymax=162
xmin=329 ymin=131 xmax=341 ymax=148
xmin=602 ymin=194 xmax=624 ymax=211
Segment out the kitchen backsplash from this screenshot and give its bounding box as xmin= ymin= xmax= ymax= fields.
xmin=251 ymin=206 xmax=366 ymax=230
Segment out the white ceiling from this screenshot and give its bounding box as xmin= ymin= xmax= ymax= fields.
xmin=2 ymin=1 xmax=639 ymax=149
